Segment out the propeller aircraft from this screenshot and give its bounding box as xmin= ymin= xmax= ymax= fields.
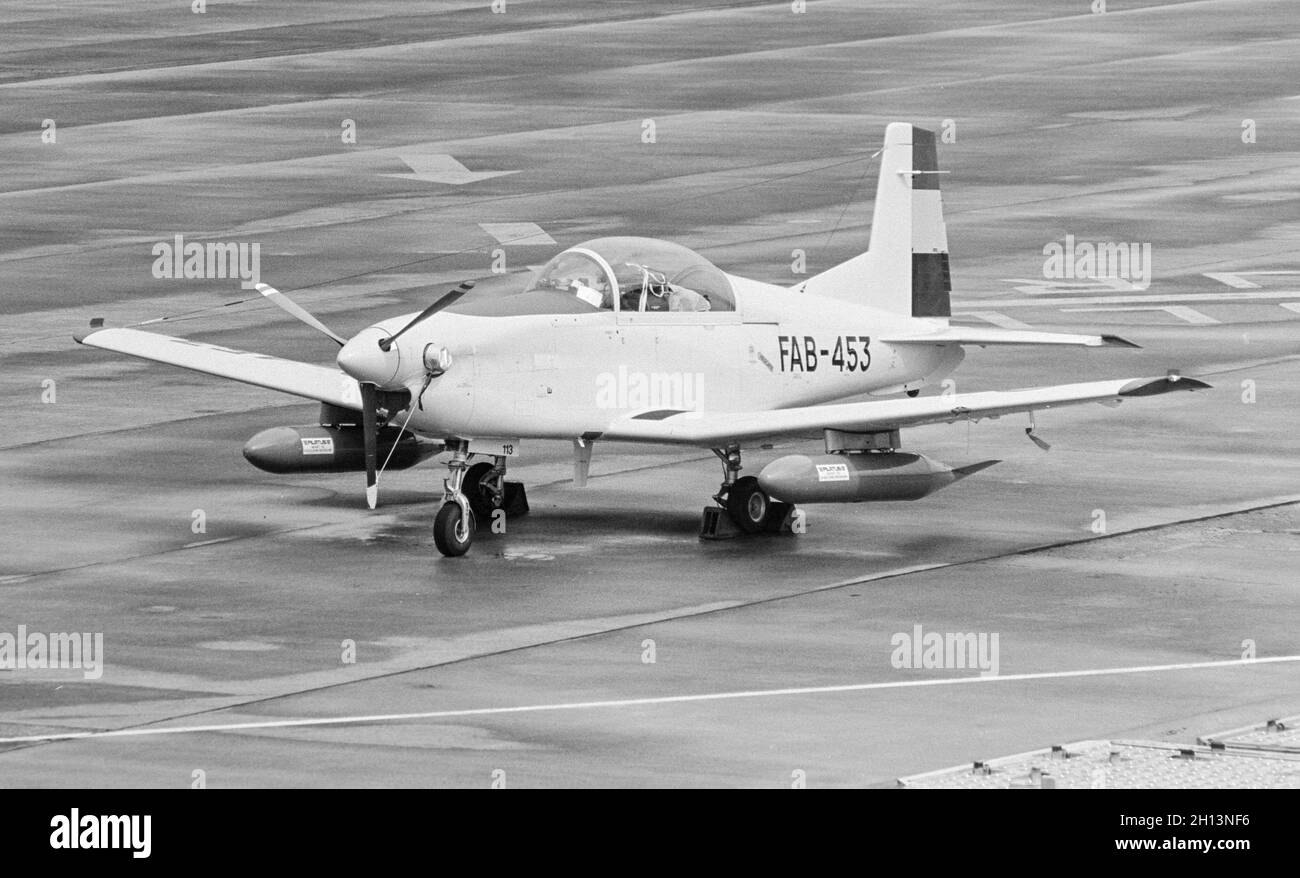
xmin=76 ymin=123 xmax=1208 ymax=556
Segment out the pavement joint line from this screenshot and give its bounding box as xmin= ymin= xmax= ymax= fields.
xmin=0 ymin=522 xmax=336 ymax=586
xmin=0 ymin=453 xmax=725 ymax=584
xmin=1 ymin=656 xmax=1296 ymax=747
xmin=2 ymin=493 xmax=1296 ymax=755
xmin=0 ymin=0 xmax=1210 ymax=92
xmin=0 ymin=400 xmax=320 ymax=452
xmin=1191 ymin=353 xmax=1300 ymax=377
xmin=0 ymin=7 xmax=707 ymax=89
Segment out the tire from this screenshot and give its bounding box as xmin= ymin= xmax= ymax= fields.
xmin=433 ymin=502 xmax=475 ymax=557
xmin=726 ymin=476 xmax=769 ymax=534
xmin=463 ymin=462 xmax=501 ymax=519
xmin=763 ymin=501 xmax=793 ymax=533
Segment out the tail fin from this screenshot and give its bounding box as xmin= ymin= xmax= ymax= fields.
xmin=798 ymin=122 xmax=951 ymax=319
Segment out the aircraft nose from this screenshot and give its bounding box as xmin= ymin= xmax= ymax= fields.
xmin=336 ymin=328 xmax=402 ymax=387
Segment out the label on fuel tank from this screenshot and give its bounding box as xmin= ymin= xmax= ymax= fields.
xmin=300 ymin=437 xmax=335 ymax=455
xmin=815 ymin=462 xmax=850 ymax=482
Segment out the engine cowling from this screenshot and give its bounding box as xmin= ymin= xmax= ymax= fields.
xmin=757 ymin=452 xmax=998 ymax=504
xmin=242 ymin=425 xmax=438 ymax=474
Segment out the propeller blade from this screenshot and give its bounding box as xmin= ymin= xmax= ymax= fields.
xmin=256 ymin=283 xmax=348 ymax=346
xmin=361 ymin=382 xmax=379 ymax=509
xmin=379 ymin=281 xmax=475 ymax=351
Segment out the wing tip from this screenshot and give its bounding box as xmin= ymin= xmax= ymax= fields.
xmin=1119 ymin=374 xmax=1212 ymax=397
xmin=952 ymin=459 xmax=1000 ymax=480
xmin=1100 ymin=334 xmax=1141 ymax=349
xmin=631 ymin=409 xmax=688 ymax=421
xmin=74 ymin=319 xmax=108 ymax=345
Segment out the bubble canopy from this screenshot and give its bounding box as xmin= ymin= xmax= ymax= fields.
xmin=527 ymin=237 xmax=735 ymax=313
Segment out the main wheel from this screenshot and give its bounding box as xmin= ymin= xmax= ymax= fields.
xmin=763 ymin=501 xmax=794 ymax=533
xmin=463 ymin=461 xmax=502 ymax=519
xmin=433 ymin=502 xmax=475 ymax=557
xmin=726 ymin=476 xmax=770 ymax=534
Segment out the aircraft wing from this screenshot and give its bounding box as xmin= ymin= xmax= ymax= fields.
xmin=75 ymin=327 xmax=364 ymax=409
xmin=601 ymin=375 xmax=1209 ymax=446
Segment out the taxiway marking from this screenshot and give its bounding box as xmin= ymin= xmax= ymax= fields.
xmin=479 ymin=222 xmax=556 ymax=246
xmin=960 ymin=310 xmax=1032 ymax=329
xmin=1204 ymin=270 xmax=1300 ymax=289
xmin=1062 ymin=305 xmax=1220 ymax=324
xmin=2 ymin=656 xmax=1297 ymax=746
xmin=182 ymin=537 xmax=239 ymax=549
xmin=385 ymin=154 xmax=518 ymax=186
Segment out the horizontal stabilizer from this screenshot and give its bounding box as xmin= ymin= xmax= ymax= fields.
xmin=883 ymin=327 xmax=1139 ymax=348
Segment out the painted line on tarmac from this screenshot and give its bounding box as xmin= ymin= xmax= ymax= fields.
xmin=1 ymin=656 xmax=1297 ymax=746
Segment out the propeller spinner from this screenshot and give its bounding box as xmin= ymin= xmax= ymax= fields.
xmin=257 ymin=279 xmax=474 ymax=509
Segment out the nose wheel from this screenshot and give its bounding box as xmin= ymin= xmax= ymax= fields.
xmin=433 ymin=501 xmax=475 ymax=557
xmin=433 ymin=443 xmax=475 ymax=557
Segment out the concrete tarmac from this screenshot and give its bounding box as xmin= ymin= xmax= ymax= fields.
xmin=1 ymin=0 xmax=1297 ymax=787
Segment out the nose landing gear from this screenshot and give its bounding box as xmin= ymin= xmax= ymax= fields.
xmin=433 ymin=443 xmax=530 ymax=557
xmin=433 ymin=443 xmax=474 ymax=557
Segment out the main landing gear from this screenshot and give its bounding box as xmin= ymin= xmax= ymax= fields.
xmin=433 ymin=442 xmax=529 ymax=557
xmin=700 ymin=444 xmax=799 ymax=540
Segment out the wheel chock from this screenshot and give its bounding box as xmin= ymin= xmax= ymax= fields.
xmin=503 ymin=481 xmax=530 ymax=517
xmin=699 ymin=506 xmax=742 ymax=540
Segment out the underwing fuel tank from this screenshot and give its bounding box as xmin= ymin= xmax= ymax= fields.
xmin=242 ymin=425 xmax=439 ymax=474
xmin=757 ymin=452 xmax=999 ymax=504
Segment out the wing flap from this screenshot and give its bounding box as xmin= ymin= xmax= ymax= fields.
xmin=75 ymin=327 xmax=364 ymax=410
xmin=602 ymin=375 xmax=1208 ymax=446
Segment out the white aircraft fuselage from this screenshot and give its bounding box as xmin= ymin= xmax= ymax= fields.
xmin=348 ymin=277 xmax=961 ymax=445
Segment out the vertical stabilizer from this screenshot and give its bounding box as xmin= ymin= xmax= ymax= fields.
xmin=798 ymin=123 xmax=951 ymax=319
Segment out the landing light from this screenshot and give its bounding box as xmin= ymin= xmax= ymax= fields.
xmin=424 ymin=344 xmax=453 ymax=375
